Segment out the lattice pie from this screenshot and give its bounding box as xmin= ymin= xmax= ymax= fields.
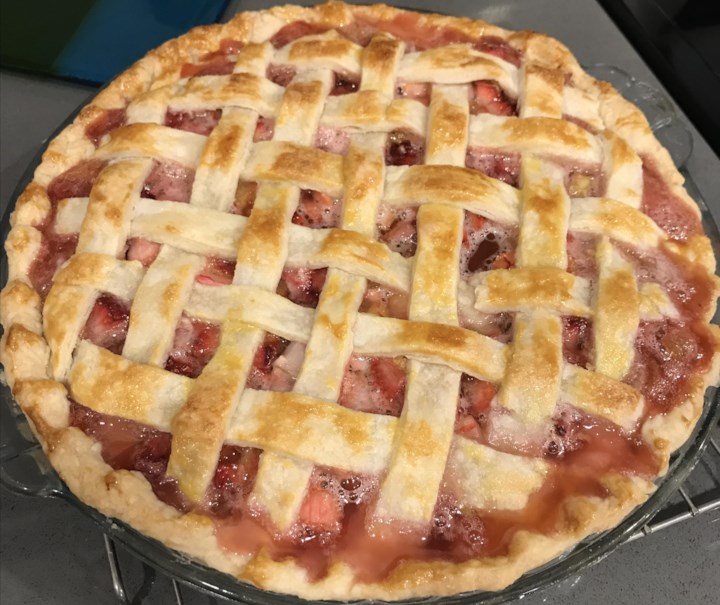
xmin=2 ymin=2 xmax=718 ymax=600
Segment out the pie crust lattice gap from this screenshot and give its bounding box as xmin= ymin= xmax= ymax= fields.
xmin=2 ymin=2 xmax=719 ymax=600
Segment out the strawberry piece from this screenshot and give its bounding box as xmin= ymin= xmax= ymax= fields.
xmin=28 ymin=232 xmax=78 ymax=297
xmin=164 ymin=316 xmax=221 ymax=378
xmin=232 ymin=181 xmax=258 ymax=216
xmin=81 ymin=294 xmax=130 ymax=354
xmin=465 ymin=149 xmax=521 ymax=186
xmin=197 ymin=256 xmax=235 ymax=285
xmin=141 ymin=160 xmax=195 ymax=202
xmin=253 ymin=117 xmax=275 ymax=142
xmin=339 ymin=356 xmax=406 ymax=416
xmin=299 ymin=487 xmax=343 ymax=530
xmin=278 ymin=267 xmax=327 ymax=307
xmin=314 ymin=126 xmax=351 ymax=154
xmin=455 ymin=375 xmax=494 ymax=441
xmin=370 ymin=357 xmax=406 ymax=409
xmin=562 ymin=316 xmax=593 ymax=368
xmin=380 ymin=216 xmax=417 ymax=257
xmin=85 ymin=108 xmax=126 ymax=145
xmin=395 ymin=81 xmax=431 ymax=106
xmin=47 ymin=159 xmax=107 ymax=203
xmin=165 ymin=109 xmax=222 ymax=136
xmin=246 ymin=333 xmax=291 ymax=390
xmin=331 ymin=72 xmax=360 ymax=96
xmin=463 ymin=212 xmax=487 ymax=248
xmin=385 ymin=130 xmax=425 ymax=166
xmin=211 ymin=445 xmax=259 ymax=495
xmin=292 ymin=190 xmax=342 ymax=228
xmin=455 ymin=414 xmax=482 ymax=440
xmin=270 ymin=21 xmax=329 ymax=48
xmin=266 ymin=63 xmax=297 ymax=87
xmin=126 ymin=238 xmax=161 ymax=266
xmin=474 ymin=36 xmax=522 ymax=66
xmin=198 ymin=39 xmax=245 ymax=62
xmin=464 ymin=377 xmax=496 ymax=415
xmin=295 ymin=478 xmax=344 ymax=546
xmin=471 ymin=80 xmax=516 ymax=116
xmin=360 ymin=282 xmax=409 ymax=319
xmin=180 ymin=56 xmax=234 ymax=78
xmin=490 ymin=250 xmax=515 ymax=270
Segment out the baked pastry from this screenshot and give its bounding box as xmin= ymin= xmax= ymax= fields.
xmin=2 ymin=1 xmax=718 ymax=600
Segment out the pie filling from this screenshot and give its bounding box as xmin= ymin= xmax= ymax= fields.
xmin=17 ymin=10 xmax=717 ymax=591
xmin=68 ymin=386 xmax=661 ymax=581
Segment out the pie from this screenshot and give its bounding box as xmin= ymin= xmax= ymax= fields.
xmin=1 ymin=1 xmax=719 ymax=600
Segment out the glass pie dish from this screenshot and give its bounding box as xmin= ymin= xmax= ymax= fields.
xmin=1 ymin=64 xmax=718 ymax=605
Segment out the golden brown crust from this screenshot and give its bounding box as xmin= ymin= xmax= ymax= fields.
xmin=1 ymin=1 xmax=719 ymax=601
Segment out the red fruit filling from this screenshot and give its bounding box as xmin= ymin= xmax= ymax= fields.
xmin=164 ymin=315 xmax=221 ymax=378
xmin=471 ymin=80 xmax=516 ymax=116
xmin=454 ymin=374 xmax=495 ymax=441
xmin=566 ymin=232 xmax=598 ymax=279
xmin=563 ymin=114 xmax=598 ymax=134
xmin=69 ymin=402 xmax=191 ymax=512
xmin=465 ymin=148 xmax=520 ymax=186
xmin=458 ymin=310 xmax=514 ymax=342
xmin=80 ymin=294 xmax=130 ymax=355
xmin=331 ymin=72 xmax=360 ymax=96
xmin=206 ymin=445 xmax=261 ymax=517
xmin=141 ymin=160 xmax=195 ymax=202
xmin=47 ymin=159 xmax=107 ymax=203
xmin=292 ymin=190 xmax=342 ymax=228
xmin=85 ymin=108 xmax=127 ymax=145
xmin=196 ymin=256 xmax=235 ymax=286
xmin=125 ymin=237 xmax=161 ymax=266
xmin=180 ymin=57 xmax=235 ymax=79
xmin=294 ymin=471 xmax=345 ymax=546
xmin=246 ymin=333 xmax=305 ymax=392
xmin=314 ymin=126 xmax=350 ymax=155
xmin=270 ymin=21 xmax=330 ymax=48
xmin=460 ymin=212 xmax=517 ymax=276
xmin=27 ymin=232 xmax=78 ymax=297
xmin=395 ymin=81 xmax=431 ymax=106
xmin=180 ymin=39 xmax=245 ymax=78
xmin=165 ymin=108 xmax=222 ymax=135
xmin=359 ymin=282 xmax=409 ymax=319
xmin=627 ymin=319 xmax=715 ymax=415
xmin=562 ymin=316 xmax=593 ymax=368
xmin=385 ymin=130 xmax=425 ymax=166
xmin=227 ymin=181 xmax=256 ymax=216
xmin=266 ymin=63 xmax=297 ymax=87
xmin=616 ymin=241 xmax=715 ymax=319
xmin=377 ymin=206 xmax=417 ymax=257
xmin=277 ymin=267 xmax=327 ymax=307
xmin=641 ymin=156 xmax=702 ymax=241
xmin=473 ymin=36 xmax=522 ymax=66
xmin=254 ymin=116 xmax=275 ymax=141
xmin=338 ymin=355 xmax=406 ymax=416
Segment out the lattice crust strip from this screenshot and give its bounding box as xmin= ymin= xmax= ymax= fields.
xmin=8 ymin=6 xmax=709 ymax=575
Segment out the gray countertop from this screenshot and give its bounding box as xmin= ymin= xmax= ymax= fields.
xmin=1 ymin=1 xmax=719 ymax=603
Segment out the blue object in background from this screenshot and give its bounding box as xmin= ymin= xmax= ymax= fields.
xmin=2 ymin=0 xmax=229 ymax=85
